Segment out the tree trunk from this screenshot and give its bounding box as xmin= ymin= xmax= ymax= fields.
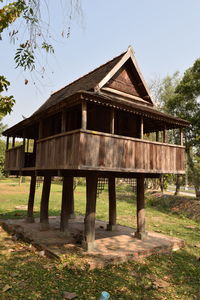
xmin=174 ymin=175 xmax=181 ymax=196
xmin=159 ymin=175 xmax=164 ymax=193
xmin=186 ymin=147 xmax=200 ymax=199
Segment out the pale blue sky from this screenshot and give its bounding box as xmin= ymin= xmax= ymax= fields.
xmin=2 ymin=0 xmax=200 ymax=127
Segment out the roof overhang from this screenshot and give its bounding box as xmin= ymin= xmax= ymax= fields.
xmin=3 ymin=90 xmax=190 ymax=138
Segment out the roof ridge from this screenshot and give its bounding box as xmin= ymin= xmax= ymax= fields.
xmin=51 ymin=50 xmax=126 ymax=96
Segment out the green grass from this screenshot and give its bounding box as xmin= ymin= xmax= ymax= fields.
xmin=0 ymin=178 xmax=200 ymax=299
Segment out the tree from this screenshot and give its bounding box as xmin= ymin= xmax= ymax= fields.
xmin=149 ymin=72 xmax=181 ymax=111
xmin=155 ymin=61 xmax=200 ymax=198
xmin=0 ymin=115 xmax=7 ymax=177
xmin=0 ymin=0 xmax=83 ymax=115
xmin=150 ymin=72 xmax=182 ymax=194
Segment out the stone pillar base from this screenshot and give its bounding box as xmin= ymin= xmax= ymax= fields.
xmin=82 ymin=241 xmax=96 ymax=251
xmin=134 ymin=231 xmax=148 ymax=240
xmin=107 ymin=224 xmax=117 ymax=231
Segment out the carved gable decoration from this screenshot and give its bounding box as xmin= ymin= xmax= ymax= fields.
xmin=95 ymin=49 xmax=153 ymax=106
xmin=105 ymin=61 xmax=142 ymax=98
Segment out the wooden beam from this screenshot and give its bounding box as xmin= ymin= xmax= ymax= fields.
xmin=101 ymin=87 xmax=151 ymax=106
xmin=82 ymin=101 xmax=87 ymax=130
xmin=107 ymin=177 xmax=117 ymax=231
xmin=69 ymin=177 xmax=75 ymax=219
xmin=6 ymin=136 xmax=9 ymax=150
xmin=61 ymin=111 xmax=66 ymax=132
xmin=33 ymin=140 xmax=36 ymax=153
xmin=39 ymin=120 xmax=43 ymax=139
xmin=23 ymin=135 xmax=26 ymax=150
xmin=83 ymin=174 xmax=98 ymax=251
xmin=60 ymin=176 xmax=74 ymax=234
xmin=12 ymin=137 xmax=15 ymax=148
xmin=129 ymin=51 xmax=153 ymax=105
xmin=26 ymin=175 xmax=36 ymax=223
xmin=163 ymin=127 xmax=168 ymax=143
xmin=110 ymin=108 xmax=115 ymax=134
xmin=180 ymin=128 xmax=183 ymax=146
xmin=140 ymin=117 xmax=144 ymax=139
xmin=135 ymin=175 xmax=147 ymax=240
xmin=95 ymin=47 xmax=133 ymax=91
xmin=27 ymin=139 xmax=29 ymax=152
xmin=156 ymin=131 xmax=159 ymax=142
xmin=40 ymin=176 xmax=51 ymax=230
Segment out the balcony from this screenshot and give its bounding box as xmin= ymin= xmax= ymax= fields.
xmin=5 ymin=145 xmax=36 ymax=171
xmin=34 ymin=129 xmax=185 ymax=174
xmin=5 ymin=130 xmax=185 ymax=174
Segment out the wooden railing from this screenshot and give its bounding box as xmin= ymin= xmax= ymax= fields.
xmin=5 ymin=145 xmax=25 ymax=170
xmin=36 ymin=129 xmax=185 ymax=174
xmin=36 ymin=130 xmax=81 ymax=169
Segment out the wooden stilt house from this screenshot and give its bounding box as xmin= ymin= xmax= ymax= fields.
xmin=3 ymin=46 xmax=189 ymax=250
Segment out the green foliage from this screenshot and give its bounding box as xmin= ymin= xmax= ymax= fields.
xmin=157 ymin=71 xmax=181 ymax=111
xmin=166 ymin=60 xmax=200 ymax=197
xmin=15 ymin=41 xmax=35 ymax=70
xmin=0 ymin=181 xmax=200 ymax=299
xmin=0 ymin=0 xmax=83 ymax=115
xmin=152 ymin=60 xmax=200 ymax=198
xmin=42 ymin=42 xmax=54 ymax=54
xmin=0 ymin=76 xmax=15 ymax=115
xmin=0 ymin=139 xmax=5 ymax=177
xmin=0 ymin=0 xmax=26 ymax=35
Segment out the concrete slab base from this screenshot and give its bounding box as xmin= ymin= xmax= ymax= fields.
xmin=1 ymin=216 xmax=185 ymax=269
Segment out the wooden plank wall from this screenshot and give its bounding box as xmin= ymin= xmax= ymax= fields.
xmin=35 ymin=130 xmax=185 ymax=174
xmin=79 ymin=131 xmax=185 ymax=173
xmin=36 ymin=131 xmax=80 ymax=169
xmin=5 ymin=145 xmax=25 ymax=170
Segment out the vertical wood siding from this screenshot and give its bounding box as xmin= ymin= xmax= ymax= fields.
xmin=36 ymin=131 xmax=81 ymax=169
xmin=78 ymin=131 xmax=185 ymax=173
xmin=5 ymin=145 xmax=25 ymax=170
xmin=6 ymin=130 xmax=185 ymax=174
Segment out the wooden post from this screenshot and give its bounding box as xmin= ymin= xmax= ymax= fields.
xmin=163 ymin=126 xmax=168 ymax=143
xmin=135 ymin=175 xmax=147 ymax=240
xmin=110 ymin=108 xmax=115 ymax=134
xmin=33 ymin=140 xmax=36 ymax=153
xmin=40 ymin=176 xmax=51 ymax=230
xmin=69 ymin=177 xmax=75 ymax=219
xmin=163 ymin=130 xmax=166 ymax=143
xmin=61 ymin=111 xmax=66 ymax=132
xmin=82 ymin=101 xmax=87 ymax=130
xmin=27 ymin=139 xmax=29 ymax=152
xmin=83 ymin=174 xmax=98 ymax=251
xmin=6 ymin=136 xmax=9 ymax=150
xmin=26 ymin=175 xmax=36 ymax=223
xmin=180 ymin=128 xmax=183 ymax=146
xmin=23 ymin=135 xmax=26 ymax=151
xmin=107 ymin=177 xmax=117 ymax=231
xmin=12 ymin=137 xmax=15 ymax=148
xmin=140 ymin=117 xmax=144 ymax=139
xmin=39 ymin=120 xmax=43 ymax=139
xmin=156 ymin=131 xmax=159 ymax=142
xmin=60 ymin=176 xmax=75 ymax=234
